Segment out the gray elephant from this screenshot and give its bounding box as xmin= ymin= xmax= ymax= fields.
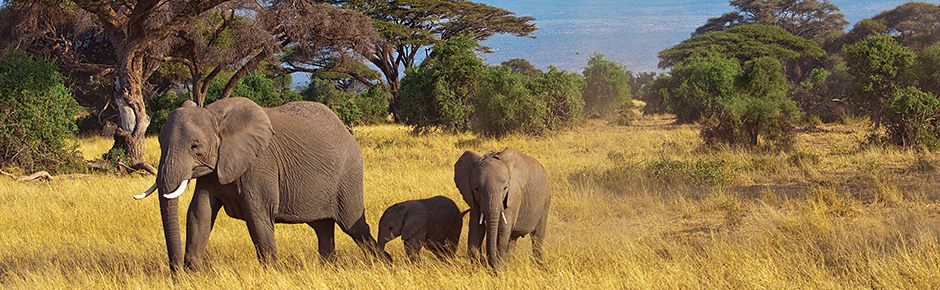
xmin=454 ymin=148 xmax=551 ymax=269
xmin=377 ymin=195 xmax=467 ymax=262
xmin=134 ymin=98 xmax=380 ymax=272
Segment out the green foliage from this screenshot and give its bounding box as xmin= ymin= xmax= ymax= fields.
xmin=0 ymin=50 xmax=84 ymax=173
xmin=528 ymin=65 xmax=585 ymax=129
xmin=882 ymin=87 xmax=940 ymax=149
xmin=206 ymin=73 xmax=302 ymax=108
xmin=582 ymin=52 xmax=632 ymax=116
xmin=845 ymin=36 xmax=915 ymax=127
xmin=842 ymin=2 xmax=940 ymax=50
xmin=501 ymin=58 xmax=542 ymax=76
xmin=640 ymin=74 xmax=671 ymax=115
xmin=356 ymin=83 xmax=391 ymax=125
xmin=302 ymin=78 xmax=362 ymax=126
xmin=914 ymin=43 xmax=940 ymax=97
xmin=707 ymin=57 xmax=798 ymax=149
xmin=667 ymin=56 xmax=741 ymax=123
xmin=473 ymin=66 xmax=547 ymax=138
xmin=146 ymin=91 xmax=190 ymax=135
xmin=398 ymin=35 xmax=485 ymax=133
xmin=668 ymin=56 xmax=798 ymax=149
xmin=659 ymin=24 xmax=825 ymax=69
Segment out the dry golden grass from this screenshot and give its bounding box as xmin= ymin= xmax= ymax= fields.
xmin=3 ymin=116 xmax=940 ymax=288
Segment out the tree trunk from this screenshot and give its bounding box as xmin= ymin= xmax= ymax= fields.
xmin=112 ymin=49 xmax=151 ymax=166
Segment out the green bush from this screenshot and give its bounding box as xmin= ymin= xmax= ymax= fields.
xmin=667 ymin=56 xmax=740 ymax=124
xmin=206 ymin=73 xmax=302 ymax=108
xmin=672 ymin=56 xmax=798 ymax=150
xmin=582 ymin=52 xmax=632 ymax=116
xmin=0 ymin=50 xmax=85 ymax=173
xmin=301 ymin=78 xmax=362 ymax=126
xmin=882 ymin=86 xmax=940 ymax=149
xmin=146 ymin=91 xmax=189 ymax=135
xmin=398 ymin=35 xmax=485 ymax=133
xmin=640 ymin=74 xmax=671 ymax=115
xmin=528 ymin=65 xmax=585 ymax=129
xmin=356 ymin=83 xmax=390 ymax=125
xmin=473 ymin=66 xmax=547 ymax=137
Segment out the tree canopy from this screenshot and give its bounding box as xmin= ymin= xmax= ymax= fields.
xmin=659 ymin=24 xmax=825 ymax=70
xmin=842 ymin=2 xmax=940 ymax=51
xmin=694 ymin=0 xmax=848 ymax=41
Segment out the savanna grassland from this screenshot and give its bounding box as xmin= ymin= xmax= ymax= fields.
xmin=3 ymin=115 xmax=940 ymax=289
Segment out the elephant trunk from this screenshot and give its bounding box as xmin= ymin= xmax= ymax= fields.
xmin=160 ymin=195 xmax=183 ymax=271
xmin=155 ymin=152 xmax=192 ymax=271
xmin=485 ymin=206 xmax=502 ymax=269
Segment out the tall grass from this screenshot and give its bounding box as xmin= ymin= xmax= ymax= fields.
xmin=2 ymin=117 xmax=940 ymax=288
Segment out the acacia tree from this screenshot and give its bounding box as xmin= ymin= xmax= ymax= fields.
xmin=0 ymin=0 xmax=233 ymax=166
xmin=345 ymin=0 xmax=536 ymax=118
xmin=660 ymin=24 xmax=825 ymax=82
xmin=695 ymin=0 xmax=848 ymax=41
xmin=158 ymin=1 xmax=377 ymax=107
xmin=845 ymin=36 xmax=915 ymax=130
xmin=842 ymin=2 xmax=940 ymax=51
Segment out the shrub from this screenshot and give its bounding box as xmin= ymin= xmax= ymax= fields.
xmin=0 ymin=50 xmax=84 ymax=173
xmin=640 ymin=74 xmax=671 ymax=115
xmin=146 ymin=91 xmax=189 ymax=135
xmin=473 ymin=66 xmax=547 ymax=137
xmin=206 ymin=73 xmax=302 ymax=108
xmin=301 ymin=78 xmax=362 ymax=126
xmin=667 ymin=56 xmax=740 ymax=124
xmin=844 ymin=36 xmax=915 ymax=129
xmin=527 ymin=65 xmax=585 ymax=129
xmin=398 ymin=35 xmax=485 ymax=133
xmin=688 ymin=57 xmax=799 ymax=150
xmin=582 ymin=52 xmax=632 ymax=116
xmin=882 ymin=86 xmax=940 ymax=149
xmin=356 ymin=83 xmax=390 ymax=125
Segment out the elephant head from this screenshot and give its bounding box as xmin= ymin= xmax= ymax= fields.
xmin=455 ymin=148 xmax=529 ymax=269
xmin=377 ymin=201 xmax=428 ymax=257
xmin=135 ymin=98 xmax=273 ymax=270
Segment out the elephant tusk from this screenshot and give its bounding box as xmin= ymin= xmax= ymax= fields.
xmin=501 ymin=212 xmax=507 ymax=224
xmin=163 ymin=179 xmax=190 ymax=199
xmin=479 ymin=214 xmax=484 ymax=225
xmin=134 ymin=183 xmax=157 ymax=200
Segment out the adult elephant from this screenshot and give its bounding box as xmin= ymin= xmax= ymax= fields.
xmin=135 ymin=98 xmax=379 ymax=272
xmin=454 ymin=148 xmax=551 ymax=269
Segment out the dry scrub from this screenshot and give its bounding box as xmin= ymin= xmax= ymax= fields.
xmin=2 ymin=117 xmax=940 ymax=288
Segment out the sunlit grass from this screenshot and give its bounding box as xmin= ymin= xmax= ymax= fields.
xmin=2 ymin=116 xmax=940 ymax=288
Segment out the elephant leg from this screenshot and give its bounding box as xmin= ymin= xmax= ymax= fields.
xmin=307 ymin=219 xmax=336 ymax=261
xmin=338 ymin=213 xmax=379 ymax=257
xmin=467 ymin=208 xmax=484 ymax=263
xmin=403 ymin=237 xmax=424 ymax=262
xmin=244 ymin=205 xmax=278 ymax=266
xmin=183 ymin=189 xmax=223 ymax=271
xmin=531 ymin=214 xmax=549 ymax=262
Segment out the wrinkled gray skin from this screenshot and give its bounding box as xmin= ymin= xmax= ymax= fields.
xmin=454 ymin=148 xmax=551 ymax=269
xmin=153 ymin=97 xmax=379 ymax=272
xmin=377 ymin=196 xmax=466 ymax=262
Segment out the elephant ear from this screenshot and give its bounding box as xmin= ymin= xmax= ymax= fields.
xmin=455 ymin=151 xmax=482 ymax=207
xmin=206 ymin=98 xmax=274 ymax=184
xmin=497 ymin=148 xmax=529 ymax=207
xmin=402 ymin=203 xmax=429 ymax=241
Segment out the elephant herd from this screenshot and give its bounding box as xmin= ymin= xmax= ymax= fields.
xmin=133 ymin=98 xmax=552 ymax=272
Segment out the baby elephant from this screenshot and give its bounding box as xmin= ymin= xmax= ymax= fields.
xmin=378 ymin=195 xmax=467 ymax=261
